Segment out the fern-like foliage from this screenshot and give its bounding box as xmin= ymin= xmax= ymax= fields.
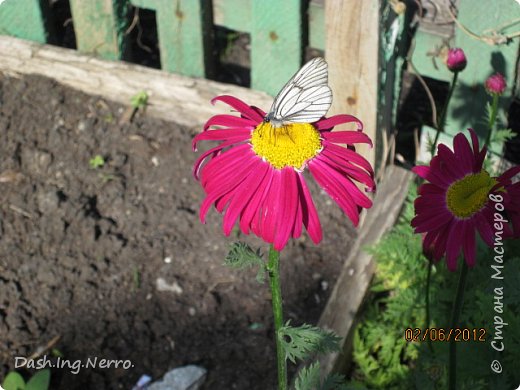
xmin=294 ymin=362 xmax=350 ymax=390
xmin=348 ymin=183 xmax=520 ymax=389
xmin=491 ymin=128 xmax=514 ymax=144
xmin=279 ymin=322 xmax=341 ymax=364
xmin=224 ymin=242 xmax=265 ymax=283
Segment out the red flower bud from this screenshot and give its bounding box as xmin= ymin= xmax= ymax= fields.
xmin=446 ymin=48 xmax=467 ymax=72
xmin=485 ymin=73 xmax=507 ymax=96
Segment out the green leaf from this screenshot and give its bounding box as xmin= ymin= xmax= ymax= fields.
xmin=3 ymin=371 xmax=26 ymax=390
xmin=51 ymin=348 xmax=64 ymax=358
xmin=224 ymin=242 xmax=265 ymax=283
xmin=294 ymin=362 xmax=349 ymax=390
xmin=25 ymin=369 xmax=50 ymax=390
xmin=130 ymin=91 xmax=149 ymax=109
xmin=279 ymin=322 xmax=341 ymax=364
xmin=89 ymin=155 xmax=105 ymax=169
xmin=491 ymin=128 xmax=514 ymax=144
xmin=294 ymin=362 xmax=321 ymax=390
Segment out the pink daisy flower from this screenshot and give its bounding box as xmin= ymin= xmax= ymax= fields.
xmin=193 ymin=95 xmax=375 ymax=250
xmin=412 ymin=129 xmax=520 ymax=271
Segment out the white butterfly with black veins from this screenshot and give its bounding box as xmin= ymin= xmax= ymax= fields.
xmin=264 ymin=57 xmax=332 ymax=128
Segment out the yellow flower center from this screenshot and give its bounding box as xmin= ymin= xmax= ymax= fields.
xmin=446 ymin=170 xmax=498 ymax=219
xmin=250 ymin=122 xmax=322 ymax=170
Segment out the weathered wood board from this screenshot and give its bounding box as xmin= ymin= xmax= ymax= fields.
xmin=318 ymin=164 xmax=414 ymax=375
xmin=0 ymin=36 xmax=272 ymax=129
xmin=325 ymin=0 xmax=380 ymax=172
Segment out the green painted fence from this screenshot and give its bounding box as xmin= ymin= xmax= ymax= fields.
xmin=0 ymin=0 xmax=327 ymax=96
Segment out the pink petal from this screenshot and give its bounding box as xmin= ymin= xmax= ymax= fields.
xmin=204 ymin=114 xmax=256 ymax=131
xmin=315 ymin=114 xmax=363 ymax=131
xmin=437 ymin=144 xmax=466 ymax=180
xmin=297 ymin=175 xmax=322 ymax=244
xmin=292 ymin=188 xmax=303 ymax=239
xmin=463 ymin=222 xmax=477 ymax=267
xmin=412 ymin=211 xmax=452 ymax=233
xmin=200 ymin=171 xmax=246 ymax=224
xmin=202 ymin=145 xmax=254 ymax=190
xmin=445 ymin=221 xmax=464 ymax=271
xmin=273 ymin=168 xmax=299 ymax=250
xmin=321 ymin=143 xmax=374 ymax=177
xmin=497 ymin=166 xmax=520 ymax=183
xmin=475 ymin=213 xmax=494 ymax=247
xmin=452 ymin=132 xmax=474 ymax=173
xmin=432 ymin=226 xmax=450 ymax=261
xmin=193 ymin=137 xmax=251 ymax=179
xmin=309 ymin=160 xmax=360 ymax=226
xmin=240 ymin=164 xmax=274 ymax=234
xmin=314 ymin=155 xmax=372 ymax=208
xmin=222 ymin=160 xmax=268 ymax=235
xmin=322 ymin=131 xmax=373 ymax=147
xmin=262 ymin=170 xmax=282 ymax=244
xmin=193 ymin=128 xmax=251 ymax=146
xmin=211 ymin=95 xmax=264 ymax=122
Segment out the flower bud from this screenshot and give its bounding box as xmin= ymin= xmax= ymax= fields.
xmin=446 ymin=48 xmax=467 ymax=72
xmin=485 ymin=73 xmax=507 ymax=96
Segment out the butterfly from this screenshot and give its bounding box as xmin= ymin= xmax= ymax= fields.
xmin=264 ymin=57 xmax=332 ymax=128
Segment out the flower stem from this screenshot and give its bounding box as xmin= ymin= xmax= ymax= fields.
xmin=448 ymin=261 xmax=469 ymax=390
xmin=425 ymin=259 xmax=433 ymax=353
xmin=430 ymin=71 xmax=459 ymax=157
xmin=485 ymin=93 xmax=499 ymax=148
xmin=267 ymin=246 xmax=287 ymax=390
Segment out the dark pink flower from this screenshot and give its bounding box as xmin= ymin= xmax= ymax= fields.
xmin=446 ymin=48 xmax=467 ymax=72
xmin=193 ymin=95 xmax=375 ymax=250
xmin=412 ymin=129 xmax=519 ymax=271
xmin=485 ymin=73 xmax=507 ymax=95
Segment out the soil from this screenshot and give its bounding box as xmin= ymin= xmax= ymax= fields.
xmin=0 ymin=73 xmax=357 ymax=389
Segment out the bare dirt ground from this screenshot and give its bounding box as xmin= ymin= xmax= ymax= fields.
xmin=0 ymin=73 xmax=357 ymax=389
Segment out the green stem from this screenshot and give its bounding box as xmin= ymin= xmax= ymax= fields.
xmin=267 ymin=246 xmax=287 ymax=390
xmin=485 ymin=93 xmax=499 ymax=148
xmin=448 ymin=261 xmax=469 ymax=390
xmin=430 ymin=71 xmax=459 ymax=157
xmin=425 ymin=259 xmax=433 ymax=353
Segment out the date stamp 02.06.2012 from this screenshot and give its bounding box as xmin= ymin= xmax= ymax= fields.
xmin=404 ymin=327 xmax=486 ymax=343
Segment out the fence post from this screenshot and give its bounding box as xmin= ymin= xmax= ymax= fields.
xmin=130 ymin=0 xmax=213 ymax=78
xmin=325 ymin=0 xmax=379 ymax=172
xmin=250 ymin=0 xmax=303 ymax=96
xmin=0 ymin=0 xmax=48 ymax=43
xmin=68 ymin=0 xmax=128 ymax=60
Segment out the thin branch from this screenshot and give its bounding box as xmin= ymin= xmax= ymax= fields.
xmin=406 ymin=38 xmax=438 ymax=129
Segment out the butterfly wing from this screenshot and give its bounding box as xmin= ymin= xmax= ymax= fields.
xmin=268 ymin=57 xmax=332 ymax=125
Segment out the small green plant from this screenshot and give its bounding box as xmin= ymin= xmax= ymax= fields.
xmin=130 ymin=91 xmax=148 ymax=110
xmin=2 ymin=369 xmax=50 ymax=390
xmin=89 ymin=155 xmax=105 ymax=169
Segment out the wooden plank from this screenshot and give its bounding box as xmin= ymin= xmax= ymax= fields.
xmin=130 ymin=0 xmax=213 ymax=78
xmin=213 ymin=0 xmax=252 ymax=33
xmin=250 ymin=0 xmax=303 ymax=96
xmin=0 ymin=0 xmax=48 ymax=43
xmin=69 ymin=0 xmax=126 ymax=60
xmin=213 ymin=0 xmax=325 ymax=52
xmin=325 ymin=0 xmax=379 ymax=170
xmin=0 ymin=36 xmax=272 ymax=129
xmin=317 ymin=164 xmax=414 ymax=375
